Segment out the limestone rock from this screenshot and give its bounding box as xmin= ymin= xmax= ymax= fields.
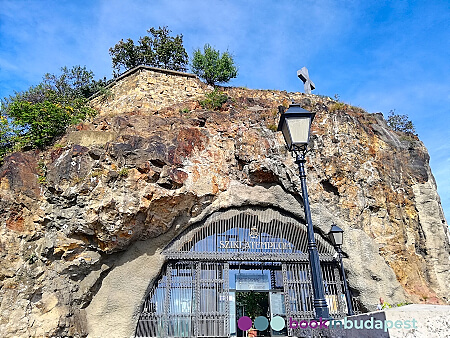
xmin=0 ymin=67 xmax=448 ymax=337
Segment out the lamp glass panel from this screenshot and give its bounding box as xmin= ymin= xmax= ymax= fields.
xmin=281 ymin=118 xmax=293 ymax=149
xmin=333 ymin=231 xmax=343 ymax=246
xmin=285 ymin=116 xmax=311 ymax=145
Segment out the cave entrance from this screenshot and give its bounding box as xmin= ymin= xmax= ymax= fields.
xmin=135 ymin=207 xmax=357 ymax=337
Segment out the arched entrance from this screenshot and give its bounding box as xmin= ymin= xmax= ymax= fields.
xmin=136 ymin=206 xmax=354 ymax=337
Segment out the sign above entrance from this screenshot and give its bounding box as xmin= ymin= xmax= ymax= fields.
xmin=164 ymin=207 xmax=336 ymax=262
xmin=236 ymin=274 xmax=270 ymax=291
xmin=219 ymin=240 xmax=293 ymax=251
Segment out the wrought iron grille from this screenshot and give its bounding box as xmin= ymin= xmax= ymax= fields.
xmin=136 ymin=207 xmax=361 ymax=337
xmin=164 ymin=206 xmax=335 ymax=262
xmin=136 ymin=261 xmax=229 ymax=338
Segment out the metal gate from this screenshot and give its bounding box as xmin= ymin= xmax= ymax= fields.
xmin=136 ymin=261 xmax=229 ymax=338
xmin=135 ymin=207 xmax=359 ymax=337
xmin=282 ymin=262 xmax=349 ymax=336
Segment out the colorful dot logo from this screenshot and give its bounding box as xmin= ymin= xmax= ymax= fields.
xmin=237 ymin=316 xmax=252 ymax=331
xmin=237 ymin=315 xmax=286 ymax=331
xmin=270 ymin=316 xmax=286 ymax=331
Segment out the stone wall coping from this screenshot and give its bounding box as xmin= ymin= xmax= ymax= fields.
xmin=115 ymin=65 xmax=198 ymax=82
xmin=89 ymin=65 xmax=199 ymax=100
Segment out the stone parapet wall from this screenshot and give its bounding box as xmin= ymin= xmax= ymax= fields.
xmin=90 ymin=66 xmax=209 ymax=115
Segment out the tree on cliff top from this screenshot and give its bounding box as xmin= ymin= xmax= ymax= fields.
xmin=387 ymin=109 xmax=416 ymax=134
xmin=191 ymin=44 xmax=238 ymax=86
xmin=109 ymin=26 xmax=189 ymax=77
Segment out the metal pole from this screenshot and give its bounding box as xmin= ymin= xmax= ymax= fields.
xmin=295 ymin=150 xmax=330 ymax=319
xmin=337 ymin=246 xmax=354 ymax=316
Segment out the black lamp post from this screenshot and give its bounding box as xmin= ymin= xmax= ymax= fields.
xmin=328 ymin=224 xmax=354 ymax=316
xmin=277 ymin=103 xmax=330 ymax=319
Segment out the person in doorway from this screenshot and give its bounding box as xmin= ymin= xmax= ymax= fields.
xmin=377 ymin=297 xmax=384 ymax=310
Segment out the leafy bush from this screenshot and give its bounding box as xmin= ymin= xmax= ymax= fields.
xmin=8 ymin=100 xmax=71 ymax=148
xmin=109 ymin=26 xmax=189 ymax=76
xmin=199 ymin=89 xmax=229 ymax=110
xmin=191 ymin=44 xmax=237 ymax=86
xmin=0 ymin=66 xmax=100 ymax=159
xmin=0 ymin=115 xmax=14 ymax=158
xmin=387 ymin=110 xmax=416 ymax=134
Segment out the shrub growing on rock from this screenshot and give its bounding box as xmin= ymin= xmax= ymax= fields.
xmin=199 ymin=89 xmax=229 ymax=110
xmin=0 ymin=66 xmax=100 ymax=157
xmin=387 ymin=109 xmax=416 ymax=134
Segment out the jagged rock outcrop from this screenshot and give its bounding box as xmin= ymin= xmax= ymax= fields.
xmin=0 ymin=67 xmax=448 ymax=337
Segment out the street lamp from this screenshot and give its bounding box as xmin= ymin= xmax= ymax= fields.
xmin=277 ymin=103 xmax=330 ymax=319
xmin=328 ymin=224 xmax=354 ymax=316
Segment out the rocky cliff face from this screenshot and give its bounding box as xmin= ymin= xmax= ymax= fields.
xmin=0 ymin=67 xmax=449 ymax=337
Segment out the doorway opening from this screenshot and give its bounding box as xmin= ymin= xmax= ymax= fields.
xmin=236 ymin=291 xmax=270 ymax=337
xmin=229 ymin=265 xmax=288 ymax=337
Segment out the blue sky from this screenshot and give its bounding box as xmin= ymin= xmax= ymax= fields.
xmin=1 ymin=0 xmax=449 ymax=220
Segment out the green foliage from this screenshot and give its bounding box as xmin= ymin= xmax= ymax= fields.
xmin=90 ymin=170 xmax=104 ymax=178
xmin=27 ymin=253 xmax=38 ymax=264
xmin=1 ymin=66 xmax=99 ymax=159
xmin=37 ymin=160 xmax=47 ymax=184
xmin=37 ymin=159 xmax=46 ymax=171
xmin=329 ymin=102 xmax=347 ymax=112
xmin=267 ymin=124 xmax=278 ymax=132
xmin=395 ymin=301 xmax=412 ymax=307
xmin=118 ymin=167 xmax=129 ymax=177
xmin=0 ymin=114 xmax=14 ymax=158
xmin=236 ymin=292 xmax=268 ymax=320
xmin=53 ymin=143 xmax=65 ymax=149
xmin=43 ymin=65 xmax=106 ymax=98
xmin=191 ymin=44 xmax=238 ymax=85
xmin=381 ymin=301 xmax=411 ymax=310
xmin=387 ymin=109 xmax=416 ymax=134
xmin=9 ymin=100 xmax=70 ymax=148
xmin=179 ymin=107 xmax=191 ymax=114
xmin=97 ymin=86 xmax=114 ymax=102
xmin=109 ymin=38 xmax=138 ymax=76
xmin=37 ymin=175 xmax=47 ymax=184
xmin=199 ymin=89 xmax=229 ymax=110
xmin=109 ymin=26 xmax=189 ymax=76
